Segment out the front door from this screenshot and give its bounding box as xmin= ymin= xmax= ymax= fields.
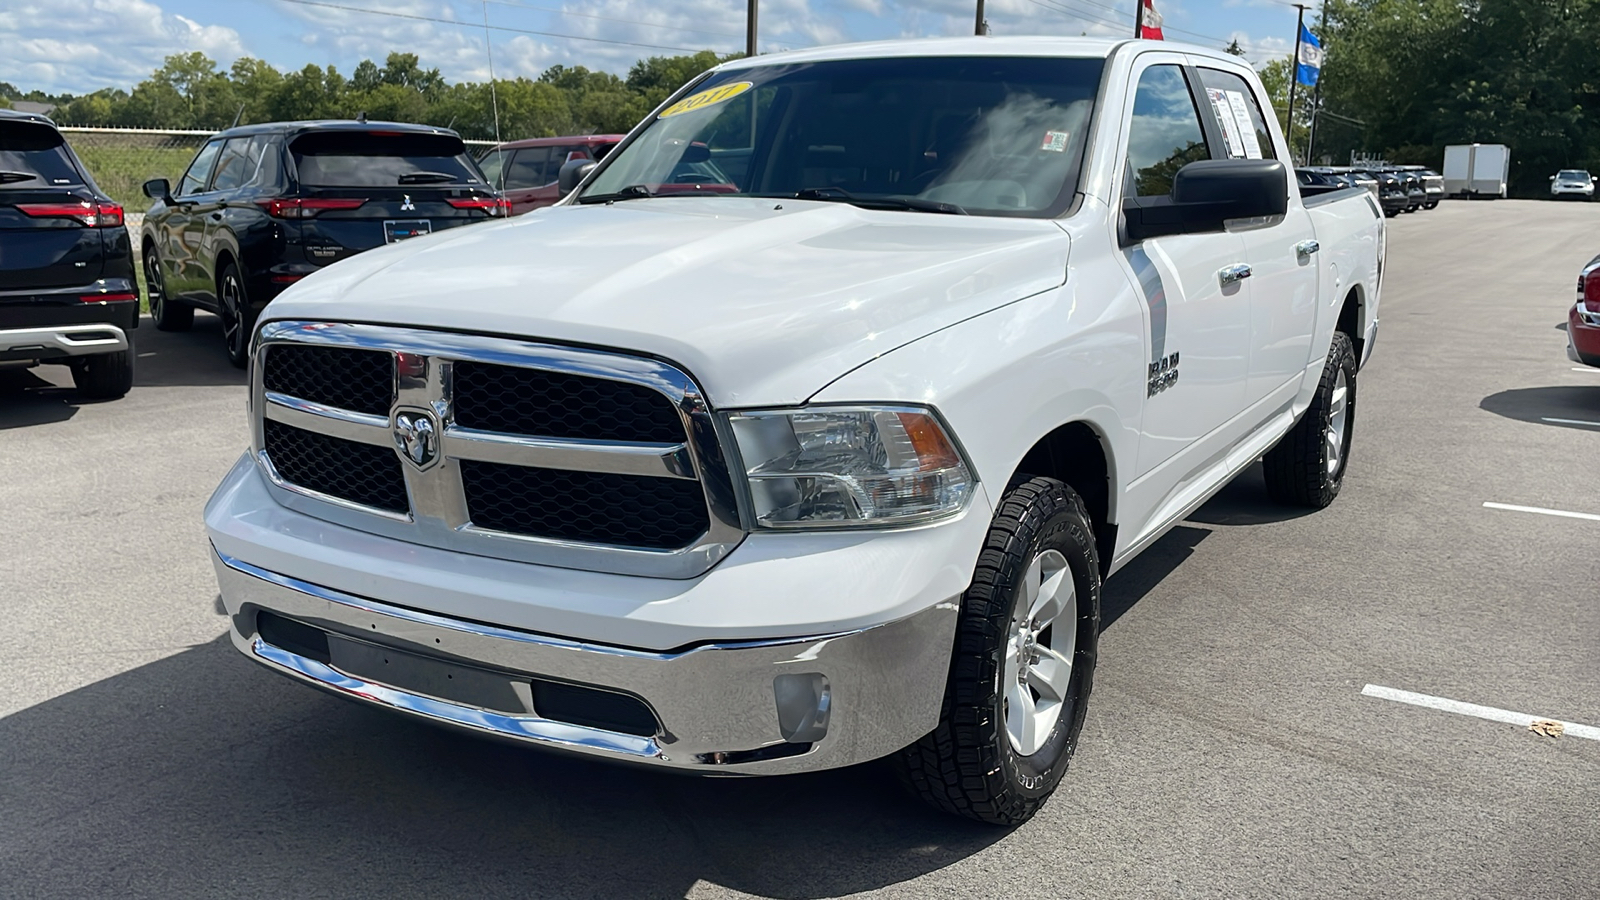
xmin=1118 ymin=59 xmax=1252 ymax=480
xmin=164 ymin=138 xmax=223 ymax=302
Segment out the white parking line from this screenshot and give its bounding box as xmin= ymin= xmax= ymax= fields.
xmin=1482 ymin=501 xmax=1600 ymax=522
xmin=1571 ymin=367 xmax=1600 ymax=373
xmin=1541 ymin=416 xmax=1600 ymax=428
xmin=1362 ymin=684 xmax=1600 ymax=742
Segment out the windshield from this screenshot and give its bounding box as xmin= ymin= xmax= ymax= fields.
xmin=291 ymin=131 xmax=483 ymax=187
xmin=1558 ymin=170 xmax=1591 ymax=180
xmin=0 ymin=121 xmax=83 ymax=188
xmin=581 ymin=55 xmax=1105 ymax=217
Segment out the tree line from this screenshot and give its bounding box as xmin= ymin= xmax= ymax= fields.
xmin=1314 ymin=0 xmax=1600 ymax=194
xmin=1 ymin=50 xmax=735 ymax=141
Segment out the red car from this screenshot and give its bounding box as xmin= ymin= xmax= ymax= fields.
xmin=1571 ymin=254 xmax=1600 ymax=367
xmin=477 ymin=135 xmax=624 ymax=215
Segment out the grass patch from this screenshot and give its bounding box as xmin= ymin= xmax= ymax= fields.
xmin=72 ymin=140 xmax=205 ymax=211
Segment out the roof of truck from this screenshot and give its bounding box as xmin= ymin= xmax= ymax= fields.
xmin=715 ymin=36 xmax=1208 ymax=71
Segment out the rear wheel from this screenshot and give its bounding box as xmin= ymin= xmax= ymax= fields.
xmin=894 ymin=477 xmax=1100 ymax=826
xmin=218 ymin=262 xmax=253 ymax=369
xmin=72 ymin=350 xmax=134 ymax=399
xmin=1264 ymin=331 xmax=1357 ymax=508
xmin=146 ymin=247 xmax=192 ymax=332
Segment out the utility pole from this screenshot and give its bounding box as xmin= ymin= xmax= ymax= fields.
xmin=975 ymin=0 xmax=987 ymax=35
xmin=747 ymin=0 xmax=758 ymax=57
xmin=1286 ymin=3 xmax=1308 ymax=162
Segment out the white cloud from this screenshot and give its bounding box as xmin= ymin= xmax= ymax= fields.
xmin=0 ymin=0 xmax=246 ymax=94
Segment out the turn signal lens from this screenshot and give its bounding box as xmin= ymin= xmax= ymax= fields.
xmin=729 ymin=406 xmax=973 ymax=529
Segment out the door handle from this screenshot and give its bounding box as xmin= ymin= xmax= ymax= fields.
xmin=1218 ymin=264 xmax=1252 ymax=286
xmin=1296 ymin=240 xmax=1320 ymax=256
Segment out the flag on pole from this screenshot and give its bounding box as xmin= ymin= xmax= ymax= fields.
xmin=1138 ymin=0 xmax=1164 ymax=40
xmin=1296 ymin=22 xmax=1323 ymax=86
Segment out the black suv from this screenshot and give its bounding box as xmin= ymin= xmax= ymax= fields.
xmin=0 ymin=110 xmax=137 ymax=399
xmin=141 ymin=120 xmax=506 ymax=367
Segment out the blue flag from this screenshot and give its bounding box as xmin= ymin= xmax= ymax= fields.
xmin=1296 ymin=23 xmax=1323 ymax=87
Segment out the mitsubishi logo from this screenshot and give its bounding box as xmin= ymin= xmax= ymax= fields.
xmin=400 ymin=194 xmax=415 ymax=211
xmin=392 ymin=408 xmax=439 ymax=470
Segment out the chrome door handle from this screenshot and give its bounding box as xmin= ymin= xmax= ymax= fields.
xmin=1219 ymin=263 xmax=1252 ymax=286
xmin=1296 ymin=240 xmax=1320 ymax=256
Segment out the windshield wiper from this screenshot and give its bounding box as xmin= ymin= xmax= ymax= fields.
xmin=576 ymin=184 xmax=655 ymax=204
xmin=791 ymin=186 xmax=966 ymax=215
xmin=397 ymin=171 xmax=459 ymax=185
xmin=0 ymin=171 xmax=38 ymax=184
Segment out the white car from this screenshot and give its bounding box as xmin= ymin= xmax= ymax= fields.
xmin=1551 ymin=169 xmax=1596 ymax=200
xmin=206 ymin=36 xmax=1384 ymax=825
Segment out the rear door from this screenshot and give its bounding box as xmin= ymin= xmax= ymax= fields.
xmin=0 ymin=118 xmax=103 ymax=291
xmin=500 ymin=146 xmax=551 ymax=214
xmin=1194 ymin=64 xmax=1318 ymax=408
xmin=287 ymin=129 xmax=499 ymax=265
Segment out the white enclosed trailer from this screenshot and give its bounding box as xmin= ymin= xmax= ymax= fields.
xmin=1444 ymin=143 xmax=1510 ymax=198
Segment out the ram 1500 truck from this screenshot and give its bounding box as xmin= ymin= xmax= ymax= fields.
xmin=206 ymin=37 xmax=1383 ymax=825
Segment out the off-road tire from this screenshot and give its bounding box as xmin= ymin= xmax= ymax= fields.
xmin=1263 ymin=331 xmax=1357 ymax=508
xmin=146 ymin=247 xmax=193 ymax=332
xmin=72 ymin=350 xmax=134 ymax=399
xmin=894 ymin=477 xmax=1100 ymax=826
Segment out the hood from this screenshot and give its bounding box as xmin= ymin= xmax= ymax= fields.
xmin=264 ymin=196 xmax=1070 ymax=406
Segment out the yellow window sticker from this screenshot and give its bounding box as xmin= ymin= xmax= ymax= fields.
xmin=659 ymin=81 xmax=753 ymax=118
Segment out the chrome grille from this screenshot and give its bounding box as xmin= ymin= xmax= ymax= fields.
xmin=251 ymin=321 xmax=744 ymax=579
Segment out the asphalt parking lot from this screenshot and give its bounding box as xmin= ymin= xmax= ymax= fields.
xmin=2 ymin=199 xmax=1596 ymax=899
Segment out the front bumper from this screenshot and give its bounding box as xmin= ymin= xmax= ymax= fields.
xmin=214 ymin=549 xmax=958 ymax=774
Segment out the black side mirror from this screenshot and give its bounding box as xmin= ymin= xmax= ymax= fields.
xmin=143 ymin=178 xmax=172 ymax=201
xmin=558 ymin=159 xmax=597 ymax=195
xmin=1123 ymin=159 xmax=1288 ymax=243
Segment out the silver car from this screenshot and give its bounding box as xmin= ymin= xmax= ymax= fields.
xmin=1550 ymin=169 xmax=1596 ymax=200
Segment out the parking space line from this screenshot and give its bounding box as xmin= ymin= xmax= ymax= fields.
xmin=1571 ymin=367 xmax=1600 ymax=373
xmin=1362 ymin=684 xmax=1600 ymax=742
xmin=1482 ymin=501 xmax=1600 ymax=522
xmin=1541 ymin=416 xmax=1600 ymax=428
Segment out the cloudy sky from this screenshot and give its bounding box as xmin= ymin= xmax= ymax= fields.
xmin=1 ymin=0 xmax=1307 ymax=95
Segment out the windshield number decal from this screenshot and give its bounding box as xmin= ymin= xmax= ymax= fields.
xmin=659 ymin=81 xmax=753 ymax=118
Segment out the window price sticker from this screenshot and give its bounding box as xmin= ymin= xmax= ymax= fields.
xmin=1040 ymin=130 xmax=1070 ymax=152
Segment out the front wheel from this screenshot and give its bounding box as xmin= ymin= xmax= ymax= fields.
xmin=1263 ymin=331 xmax=1357 ymax=508
xmin=894 ymin=477 xmax=1100 ymax=826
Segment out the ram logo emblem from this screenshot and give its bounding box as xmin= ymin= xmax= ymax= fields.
xmin=392 ymin=409 xmax=440 ymax=470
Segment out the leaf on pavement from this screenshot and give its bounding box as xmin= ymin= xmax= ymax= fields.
xmin=1529 ymin=719 xmax=1565 ymax=738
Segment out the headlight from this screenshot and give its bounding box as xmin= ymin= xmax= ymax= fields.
xmin=728 ymin=406 xmax=974 ymax=529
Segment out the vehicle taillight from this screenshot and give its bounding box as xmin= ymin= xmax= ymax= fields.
xmin=446 ymin=196 xmax=511 ymax=216
xmin=80 ymin=291 xmax=138 ymax=303
xmin=1584 ymin=269 xmax=1600 ymax=312
xmin=255 ymin=198 xmax=368 ymax=218
xmin=17 ymin=200 xmax=124 ymax=227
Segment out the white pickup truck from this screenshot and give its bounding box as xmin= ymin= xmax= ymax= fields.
xmin=206 ymin=36 xmax=1383 ymax=825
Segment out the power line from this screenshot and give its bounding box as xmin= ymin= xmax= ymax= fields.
xmin=273 ymin=0 xmax=725 ymax=53
xmin=483 ymin=0 xmax=744 ymax=41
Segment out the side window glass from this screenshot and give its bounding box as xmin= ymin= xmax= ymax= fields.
xmin=478 ymin=149 xmax=508 ymax=189
xmin=210 ymin=138 xmax=252 ymax=192
xmin=241 ymin=135 xmax=280 ymax=189
xmin=1197 ymin=69 xmax=1277 ymax=161
xmin=504 ymin=148 xmax=550 ymax=189
xmin=178 ymin=139 xmax=224 ymax=196
xmin=1126 ymin=65 xmax=1210 ymax=198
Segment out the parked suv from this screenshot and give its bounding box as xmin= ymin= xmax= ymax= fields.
xmin=1550 ymin=169 xmax=1596 ymax=201
xmin=0 ymin=109 xmax=137 ymax=398
xmin=477 ymin=135 xmax=623 ymax=215
xmin=141 ymin=120 xmax=506 ymax=367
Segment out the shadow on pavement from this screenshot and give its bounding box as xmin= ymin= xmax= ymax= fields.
xmin=1185 ymin=461 xmax=1317 ymax=526
xmin=0 ymin=367 xmax=81 ymax=429
xmin=0 ymin=636 xmax=1006 ymax=899
xmin=1101 ymin=524 xmax=1209 ymax=631
xmin=133 ymin=314 xmax=249 ymax=388
xmin=1480 ymin=385 xmax=1600 ymax=431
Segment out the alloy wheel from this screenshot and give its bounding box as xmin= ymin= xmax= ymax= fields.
xmin=1002 ymin=548 xmax=1077 ymax=757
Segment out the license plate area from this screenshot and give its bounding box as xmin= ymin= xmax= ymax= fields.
xmin=383 ymin=219 xmax=432 ymax=243
xmin=326 ymin=633 xmax=530 ymax=713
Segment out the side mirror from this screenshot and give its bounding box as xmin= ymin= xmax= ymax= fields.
xmin=143 ymin=178 xmax=172 ymax=201
xmin=1551 ymin=175 xmax=1558 ymax=181
xmin=1123 ymin=159 xmax=1288 ymax=243
xmin=557 ymin=158 xmax=597 ymax=195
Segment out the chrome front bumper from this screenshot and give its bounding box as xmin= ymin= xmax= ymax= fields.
xmin=214 ymin=550 xmax=958 ymax=774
